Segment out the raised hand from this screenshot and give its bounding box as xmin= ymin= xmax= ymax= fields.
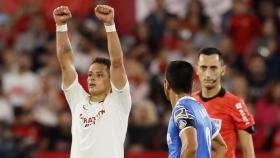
xmin=95 ymin=5 xmax=114 ymax=25
xmin=53 ymin=6 xmax=72 ymax=25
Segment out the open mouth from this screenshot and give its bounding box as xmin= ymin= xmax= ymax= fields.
xmin=89 ymin=83 xmax=96 ymax=88
xmin=204 ymin=80 xmax=215 ymax=84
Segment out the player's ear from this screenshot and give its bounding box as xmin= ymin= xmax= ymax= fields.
xmin=164 ymin=79 xmax=170 ymax=91
xmin=221 ymin=65 xmax=226 ymax=76
xmin=194 ymin=65 xmax=198 ymax=75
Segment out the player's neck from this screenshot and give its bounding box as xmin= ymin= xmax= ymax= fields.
xmin=170 ymin=92 xmax=190 ymax=108
xmin=90 ymin=92 xmax=108 ymax=103
xmin=202 ymin=84 xmax=222 ymax=98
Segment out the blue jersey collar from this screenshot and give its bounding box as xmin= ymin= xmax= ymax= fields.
xmin=176 ymin=96 xmax=196 ymax=106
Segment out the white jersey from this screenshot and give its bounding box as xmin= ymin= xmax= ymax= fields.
xmin=62 ymin=75 xmax=131 ymax=158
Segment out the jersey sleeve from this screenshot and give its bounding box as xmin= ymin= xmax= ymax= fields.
xmin=110 ymin=79 xmax=132 ymax=114
xmin=173 ymin=106 xmax=196 ymax=137
xmin=231 ymin=99 xmax=255 ymax=130
xmin=211 ymin=120 xmax=219 ymax=139
xmin=62 ymin=74 xmax=88 ymax=111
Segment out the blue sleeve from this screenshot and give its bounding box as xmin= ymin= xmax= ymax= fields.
xmin=173 ymin=105 xmax=196 ymax=136
xmin=211 ymin=120 xmax=219 ymax=139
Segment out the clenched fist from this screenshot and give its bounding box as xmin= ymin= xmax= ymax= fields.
xmin=53 ymin=6 xmax=72 ymax=25
xmin=95 ymin=5 xmax=114 ymax=25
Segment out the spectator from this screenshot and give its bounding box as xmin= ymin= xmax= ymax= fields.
xmin=256 ymin=0 xmax=280 ymax=30
xmin=254 ymin=81 xmax=280 ymax=151
xmin=180 ymin=0 xmax=208 ymax=34
xmin=14 ymin=13 xmax=49 ymax=52
xmin=161 ymin=14 xmax=180 ymax=51
xmin=2 ymin=52 xmax=38 ymax=108
xmin=256 ymin=18 xmax=280 ymax=80
xmin=230 ymin=74 xmax=254 ymax=113
xmin=193 ymin=17 xmax=222 ymax=50
xmin=145 ymin=0 xmax=171 ymax=47
xmin=129 ymin=23 xmax=156 ymax=65
xmin=126 ymin=59 xmax=150 ymax=105
xmin=128 ymin=100 xmax=160 ymax=152
xmin=43 ymin=110 xmax=72 ymax=151
xmin=218 ymin=36 xmax=236 ymax=67
xmin=0 ymin=48 xmax=17 ymax=74
xmin=74 ymin=34 xmax=105 ymax=74
xmin=23 ymin=69 xmax=64 ymax=127
xmin=0 ymin=3 xmax=11 ymax=50
xmin=246 ymin=55 xmax=267 ymax=102
xmin=227 ymin=0 xmax=261 ymax=71
xmin=0 ymin=78 xmax=14 ymax=124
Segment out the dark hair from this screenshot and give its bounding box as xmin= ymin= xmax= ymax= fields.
xmin=198 ymin=47 xmax=224 ymax=63
xmin=166 ymin=60 xmax=194 ymax=94
xmin=91 ymin=57 xmax=111 ymax=69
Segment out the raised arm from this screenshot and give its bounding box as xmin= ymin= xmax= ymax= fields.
xmin=53 ymin=6 xmax=76 ymax=88
xmin=94 ymin=5 xmax=127 ymax=90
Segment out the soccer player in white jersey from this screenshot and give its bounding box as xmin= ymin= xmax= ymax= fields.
xmin=53 ymin=5 xmax=132 ymax=158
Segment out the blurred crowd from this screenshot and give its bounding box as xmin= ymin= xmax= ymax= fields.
xmin=0 ymin=0 xmax=280 ymax=157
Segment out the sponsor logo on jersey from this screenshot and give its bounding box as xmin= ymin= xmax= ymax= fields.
xmin=80 ymin=107 xmax=106 ymax=127
xmin=235 ymin=102 xmax=250 ymax=125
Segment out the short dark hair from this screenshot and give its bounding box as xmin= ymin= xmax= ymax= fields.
xmin=198 ymin=47 xmax=224 ymax=63
xmin=166 ymin=60 xmax=194 ymax=94
xmin=91 ymin=57 xmax=111 ymax=69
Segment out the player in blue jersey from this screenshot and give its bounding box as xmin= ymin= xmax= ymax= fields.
xmin=164 ymin=60 xmax=227 ymax=158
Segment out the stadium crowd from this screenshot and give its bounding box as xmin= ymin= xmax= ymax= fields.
xmin=0 ymin=0 xmax=280 ymax=157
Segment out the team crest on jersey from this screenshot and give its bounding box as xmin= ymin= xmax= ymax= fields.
xmin=211 ymin=118 xmax=222 ymax=132
xmin=82 ymin=105 xmax=88 ymax=110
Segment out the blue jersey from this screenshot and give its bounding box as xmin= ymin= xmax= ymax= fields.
xmin=167 ymin=96 xmax=218 ymax=158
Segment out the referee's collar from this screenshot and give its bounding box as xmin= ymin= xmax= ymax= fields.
xmin=199 ymin=88 xmax=226 ymax=102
